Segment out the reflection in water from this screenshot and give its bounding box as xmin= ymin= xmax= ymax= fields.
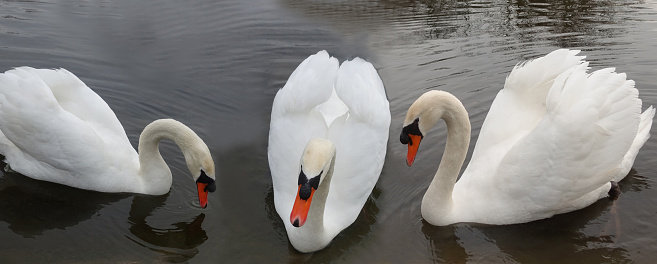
xmin=421 ymin=224 xmax=469 ymax=263
xmin=0 ymin=168 xmax=129 ymax=238
xmin=127 ymin=194 xmax=208 ymax=263
xmin=619 ymin=169 xmax=651 ymax=193
xmin=281 ymin=0 xmax=639 ymax=48
xmin=421 ymin=172 xmax=647 ymax=263
xmin=407 ymin=0 xmax=638 ymax=48
xmin=0 ymin=160 xmax=209 ymax=262
xmin=264 ymin=184 xmax=288 ymax=245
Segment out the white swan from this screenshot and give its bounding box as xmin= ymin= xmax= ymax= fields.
xmin=400 ymin=49 xmax=655 ymax=226
xmin=268 ymin=51 xmax=390 ymax=252
xmin=0 ymin=67 xmax=216 ymax=207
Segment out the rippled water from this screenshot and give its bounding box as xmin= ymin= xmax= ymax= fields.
xmin=1 ymin=0 xmax=656 ymax=263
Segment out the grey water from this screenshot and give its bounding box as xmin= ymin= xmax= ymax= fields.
xmin=1 ymin=0 xmax=657 ymax=263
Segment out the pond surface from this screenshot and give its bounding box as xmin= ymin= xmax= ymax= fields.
xmin=1 ymin=0 xmax=657 ymax=263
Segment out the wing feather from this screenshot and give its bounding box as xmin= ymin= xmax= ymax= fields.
xmin=268 ymin=51 xmax=340 ymax=219
xmin=0 ymin=67 xmax=123 ymax=184
xmin=494 ymin=64 xmax=642 ymax=209
xmin=324 ymin=57 xmax=390 ymax=230
xmin=470 ymin=49 xmax=586 ymax=163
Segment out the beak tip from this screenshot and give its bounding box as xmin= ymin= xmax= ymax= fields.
xmin=291 ymin=218 xmax=300 ymax=227
xmin=406 ymin=156 xmax=415 ymax=167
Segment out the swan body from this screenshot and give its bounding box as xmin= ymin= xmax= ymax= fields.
xmin=0 ymin=67 xmax=216 ymax=207
xmin=268 ymin=51 xmax=390 ymax=252
xmin=400 ymin=49 xmax=655 ymax=226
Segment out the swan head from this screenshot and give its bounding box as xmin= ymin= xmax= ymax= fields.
xmin=290 ymin=138 xmax=336 ymax=228
xmin=166 ymin=124 xmax=216 ymax=209
xmin=194 ymin=168 xmax=216 ymax=209
xmin=400 ymin=91 xmax=455 ymax=166
xmin=186 ymin=144 xmax=216 ymax=209
xmin=138 ymin=119 xmax=217 ymax=206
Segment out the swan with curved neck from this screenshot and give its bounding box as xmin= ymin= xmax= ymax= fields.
xmin=0 ymin=67 xmax=216 ymax=207
xmin=400 ymin=49 xmax=654 ymax=226
xmin=268 ymin=51 xmax=390 ymax=252
xmin=401 ymin=91 xmax=470 ymax=225
xmin=135 ymin=119 xmax=216 ymax=204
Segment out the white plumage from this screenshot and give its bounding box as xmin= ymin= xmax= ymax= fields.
xmin=268 ymin=51 xmax=390 ymax=252
xmin=401 ymin=49 xmax=654 ymax=226
xmin=0 ymin=67 xmax=216 ymax=206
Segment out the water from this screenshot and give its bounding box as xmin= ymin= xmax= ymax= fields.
xmin=0 ymin=0 xmax=656 ymax=263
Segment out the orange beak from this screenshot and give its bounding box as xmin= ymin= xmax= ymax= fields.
xmin=197 ymin=182 xmax=209 ymax=208
xmin=290 ymin=185 xmax=315 ymax=227
xmin=406 ymin=134 xmax=423 ymax=166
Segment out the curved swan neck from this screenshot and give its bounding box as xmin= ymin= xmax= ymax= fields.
xmin=420 ymin=92 xmax=471 ymax=220
xmin=137 ymin=119 xmax=208 ymax=195
xmin=304 ymin=156 xmax=335 ymax=232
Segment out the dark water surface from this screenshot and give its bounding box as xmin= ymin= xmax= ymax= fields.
xmin=1 ymin=0 xmax=656 ymax=263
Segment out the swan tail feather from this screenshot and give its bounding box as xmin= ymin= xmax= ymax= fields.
xmin=617 ymin=105 xmax=655 ymax=181
xmin=553 ymin=65 xmax=641 ymax=196
xmin=639 ymin=106 xmax=655 ymax=133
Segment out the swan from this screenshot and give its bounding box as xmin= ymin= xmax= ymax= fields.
xmin=400 ymin=49 xmax=655 ymax=226
xmin=268 ymin=51 xmax=390 ymax=252
xmin=0 ymin=67 xmax=216 ymax=208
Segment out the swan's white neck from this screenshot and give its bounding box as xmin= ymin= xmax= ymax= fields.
xmin=136 ymin=119 xmax=208 ymax=195
xmin=289 ymin=155 xmax=336 ymax=253
xmin=306 ymin=157 xmax=335 ymax=231
xmin=414 ymin=92 xmax=471 ymax=225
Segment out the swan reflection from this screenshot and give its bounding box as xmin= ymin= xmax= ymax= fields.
xmin=127 ymin=194 xmax=208 ymax=263
xmin=0 ymin=169 xmax=129 ymax=238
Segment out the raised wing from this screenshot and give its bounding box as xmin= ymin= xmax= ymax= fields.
xmin=470 ymin=49 xmax=586 ymax=163
xmin=0 ymin=67 xmax=128 ymax=183
xmin=324 ymin=57 xmax=390 ymax=231
xmin=268 ymin=51 xmax=340 ymax=220
xmin=494 ymin=63 xmax=642 ymax=210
